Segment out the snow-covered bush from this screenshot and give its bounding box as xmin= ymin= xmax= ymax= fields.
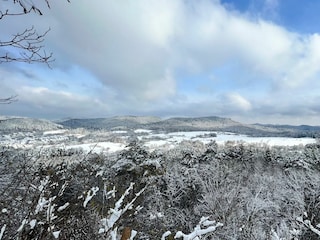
xmin=166 ymin=216 xmax=223 ymax=240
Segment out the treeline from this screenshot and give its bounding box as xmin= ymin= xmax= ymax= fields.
xmin=1 ymin=141 xmax=320 ymax=239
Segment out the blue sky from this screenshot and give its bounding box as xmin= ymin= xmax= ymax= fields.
xmin=1 ymin=0 xmax=320 ymax=125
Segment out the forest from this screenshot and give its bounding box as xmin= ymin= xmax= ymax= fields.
xmin=1 ymin=139 xmax=320 ymax=239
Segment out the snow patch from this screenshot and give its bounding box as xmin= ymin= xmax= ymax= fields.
xmin=29 ymin=219 xmax=37 ymax=229
xmin=130 ymin=229 xmax=137 ymax=239
xmin=57 ymin=202 xmax=70 ymax=212
xmin=66 ymin=142 xmax=126 ymax=153
xmin=43 ymin=130 xmax=67 ymax=135
xmin=52 ymin=230 xmax=61 ymax=239
xmin=1 ymin=209 xmax=8 ymax=214
xmin=173 ymin=217 xmax=223 ymax=240
xmin=83 ymin=187 xmax=99 ymax=208
xmin=134 ymin=129 xmax=152 ymax=133
xmin=0 ymin=224 xmax=6 ymax=240
xmin=17 ymin=219 xmax=27 ymax=232
xmin=161 ymin=231 xmax=171 ymax=240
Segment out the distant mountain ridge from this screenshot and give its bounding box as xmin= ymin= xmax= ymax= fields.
xmin=59 ymin=115 xmax=240 ymax=131
xmin=253 ymin=123 xmax=320 ymax=138
xmin=1 ymin=115 xmax=319 ymax=138
xmin=60 ymin=116 xmax=161 ymax=130
xmin=58 ymin=115 xmax=320 ymax=137
xmin=0 ymin=117 xmax=63 ymax=132
xmin=144 ymin=116 xmax=241 ymax=131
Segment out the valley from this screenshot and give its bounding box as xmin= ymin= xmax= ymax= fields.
xmin=1 ymin=116 xmax=320 ymax=239
xmin=1 ymin=115 xmax=318 ymax=154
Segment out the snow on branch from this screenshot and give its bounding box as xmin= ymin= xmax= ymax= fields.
xmin=99 ymin=182 xmax=146 ymax=235
xmin=172 ymin=217 xmax=223 ymax=240
xmin=83 ymin=186 xmax=99 ymax=208
xmin=296 ymin=216 xmax=320 ymax=237
xmin=161 ymin=231 xmax=172 ymax=240
xmin=0 ymin=224 xmax=6 ymax=240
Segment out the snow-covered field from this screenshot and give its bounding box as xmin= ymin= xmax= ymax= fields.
xmin=141 ymin=131 xmax=316 ymax=150
xmin=0 ymin=129 xmax=316 ymax=153
xmin=64 ymin=142 xmax=126 ymax=153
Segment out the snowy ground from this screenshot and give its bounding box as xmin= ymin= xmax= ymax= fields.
xmin=64 ymin=142 xmax=126 ymax=153
xmin=141 ymin=131 xmax=316 ymax=150
xmin=0 ymin=129 xmax=316 ymax=153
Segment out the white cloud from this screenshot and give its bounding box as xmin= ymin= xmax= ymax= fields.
xmin=46 ymin=0 xmax=182 ymax=101
xmin=143 ymin=70 xmax=176 ymax=100
xmin=263 ymin=0 xmax=279 ymax=16
xmin=280 ymin=34 xmax=320 ymax=88
xmin=48 ymin=0 xmax=319 ymax=93
xmin=2 ymin=0 xmax=320 ymax=124
xmin=223 ymin=93 xmax=252 ymax=112
xmin=12 ymin=86 xmax=109 ymax=117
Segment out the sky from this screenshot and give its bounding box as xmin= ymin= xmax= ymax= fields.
xmin=1 ymin=0 xmax=320 ymax=125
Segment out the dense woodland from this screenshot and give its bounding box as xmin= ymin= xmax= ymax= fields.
xmin=1 ymin=139 xmax=320 ymax=239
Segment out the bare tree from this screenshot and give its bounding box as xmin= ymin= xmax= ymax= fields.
xmin=0 ymin=26 xmax=53 ymax=65
xmin=0 ymin=95 xmax=17 ymax=104
xmin=0 ymin=0 xmax=70 ymax=103
xmin=0 ymin=0 xmax=69 ymax=66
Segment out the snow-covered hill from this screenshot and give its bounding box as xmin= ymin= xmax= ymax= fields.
xmin=2 ymin=115 xmax=319 ymax=138
xmin=58 ymin=116 xmax=320 ymax=137
xmin=0 ymin=117 xmax=64 ymax=132
xmin=1 ymin=127 xmax=316 ymax=155
xmin=59 ymin=116 xmax=161 ymax=130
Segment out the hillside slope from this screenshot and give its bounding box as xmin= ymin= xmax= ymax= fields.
xmin=0 ymin=117 xmax=63 ymax=132
xmin=60 ymin=116 xmax=161 ymax=130
xmin=1 ymin=115 xmax=319 ymax=137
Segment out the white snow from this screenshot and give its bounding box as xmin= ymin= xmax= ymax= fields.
xmin=17 ymin=219 xmax=27 ymax=232
xmin=1 ymin=128 xmax=316 ymax=158
xmin=57 ymin=202 xmax=70 ymax=212
xmin=174 ymin=216 xmax=223 ymax=240
xmin=66 ymin=142 xmax=126 ymax=153
xmin=96 ymin=170 xmax=104 ymax=177
xmin=214 ymin=133 xmax=316 ymax=146
xmin=134 ymin=129 xmax=152 ymax=133
xmin=43 ymin=130 xmax=67 ymax=135
xmin=112 ymin=130 xmax=127 ymax=134
xmin=1 ymin=209 xmax=8 ymax=214
xmin=106 ymin=183 xmax=135 ymax=230
xmin=297 ymin=217 xmax=320 ymax=237
xmin=52 ymin=230 xmax=61 ymax=239
xmin=144 ymin=140 xmax=174 ymax=150
xmin=161 ymin=231 xmax=172 ymax=240
xmin=105 ymin=186 xmax=116 ymax=200
xmin=99 ymin=183 xmax=145 ymax=234
xmin=83 ymin=187 xmax=99 ymax=208
xmin=35 ymin=197 xmax=48 ymax=214
xmin=110 ymin=227 xmax=117 ymax=240
xmin=130 ymin=230 xmax=137 ymax=239
xmin=141 ymin=131 xmax=316 ymax=150
xmin=29 ymin=219 xmax=37 ymax=229
xmin=0 ymin=224 xmax=6 ymax=240
xmin=46 ymin=197 xmax=57 ymax=222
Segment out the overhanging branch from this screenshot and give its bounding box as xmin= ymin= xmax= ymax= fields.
xmin=0 ymin=95 xmax=18 ymax=104
xmin=0 ymin=26 xmax=53 ymax=66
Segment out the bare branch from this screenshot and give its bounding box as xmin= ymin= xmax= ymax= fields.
xmin=0 ymin=0 xmax=47 ymax=19
xmin=0 ymin=1 xmax=72 ymax=101
xmin=0 ymin=95 xmax=18 ymax=104
xmin=0 ymin=1 xmax=71 ymax=66
xmin=0 ymin=0 xmax=70 ymax=19
xmin=0 ymin=26 xmax=54 ymax=66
